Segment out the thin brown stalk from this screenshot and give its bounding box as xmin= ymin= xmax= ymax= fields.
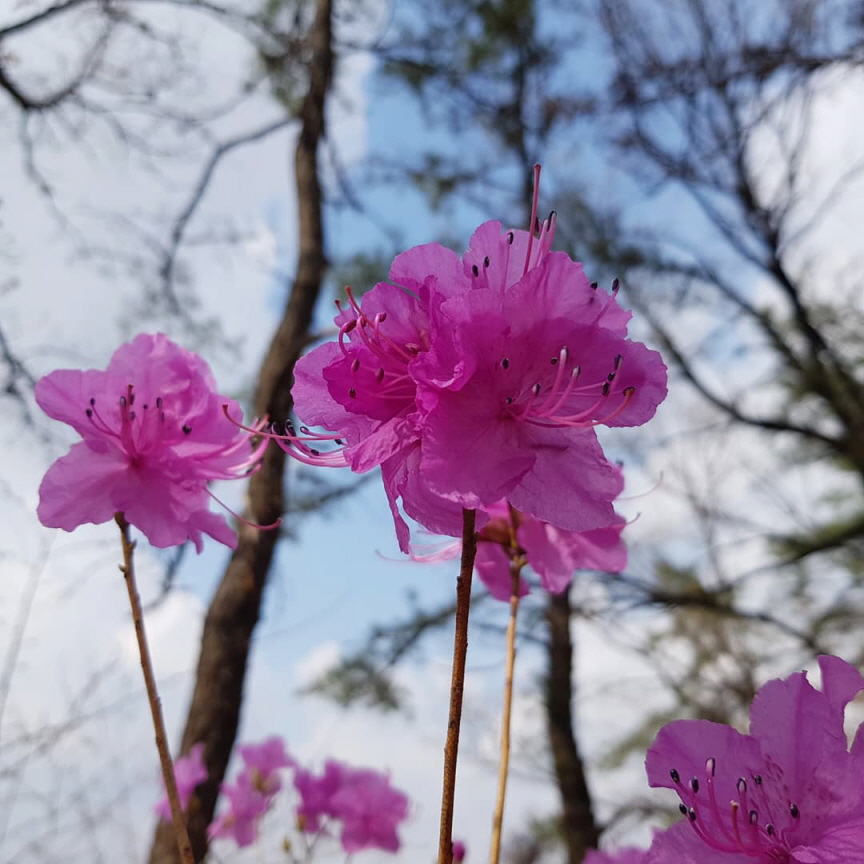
xmin=115 ymin=513 xmax=194 ymax=864
xmin=488 ymin=560 xmax=523 ymax=864
xmin=438 ymin=507 xmax=478 ymax=864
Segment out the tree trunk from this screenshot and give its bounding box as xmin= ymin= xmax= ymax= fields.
xmin=545 ymin=588 xmax=599 ymax=863
xmin=147 ymin=1 xmax=333 ymax=860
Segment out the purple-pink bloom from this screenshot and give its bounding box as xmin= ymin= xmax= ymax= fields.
xmin=452 ymin=839 xmax=467 ymax=861
xmin=208 ymin=772 xmax=271 ymax=848
xmin=286 ymin=205 xmax=665 ymax=549
xmin=412 ymin=499 xmax=627 ymax=601
xmin=294 ymin=760 xmax=348 ymax=832
xmin=330 ymin=766 xmax=409 ymax=853
xmin=36 ymin=333 xmax=267 ymax=552
xmin=645 ymin=655 xmax=864 ymax=863
xmin=155 ymin=742 xmax=207 ymax=821
xmin=294 ymin=760 xmax=409 ymax=853
xmin=238 ymin=736 xmax=295 ymax=794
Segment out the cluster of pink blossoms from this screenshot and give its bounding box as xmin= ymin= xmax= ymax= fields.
xmin=156 ymin=736 xmax=409 ymax=855
xmin=587 ymin=655 xmax=864 ymax=863
xmin=277 ymin=209 xmax=667 ymax=552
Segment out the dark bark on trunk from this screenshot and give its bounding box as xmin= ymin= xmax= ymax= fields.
xmin=147 ymin=1 xmax=333 ymax=860
xmin=545 ymin=588 xmax=599 ymax=864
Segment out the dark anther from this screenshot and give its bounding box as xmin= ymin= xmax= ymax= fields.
xmin=128 ymin=411 xmax=136 ymax=421
xmin=343 ymin=319 xmax=357 ymax=333
xmin=471 ymin=264 xmax=480 ymax=277
xmin=607 ymin=370 xmax=617 ymax=382
xmin=532 ymin=383 xmax=542 ymax=395
xmin=349 ymin=388 xmax=357 ymax=399
xmin=602 ymin=381 xmax=611 ymax=396
xmin=790 ymin=804 xmax=800 ymax=818
xmin=550 ymin=357 xmax=559 ymax=365
xmin=687 ymin=808 xmax=697 ymax=823
xmin=547 ymin=209 xmax=556 ymax=223
xmin=286 ymin=422 xmax=296 ymax=435
xmin=85 ymin=408 xmax=93 ymax=418
xmin=120 ymin=396 xmax=127 ymax=408
xmin=300 ymin=426 xmax=310 ymax=434
xmin=678 ymin=803 xmax=687 ymax=815
xmin=505 ymin=397 xmax=514 ymax=405
xmin=533 ymin=216 xmax=540 ymax=233
xmin=737 ymin=778 xmax=747 ymax=794
xmin=670 ymin=769 xmax=680 ymax=783
xmin=749 ymin=810 xmax=758 ymax=824
xmin=611 ymin=277 xmax=620 ymax=292
xmin=335 ymin=439 xmax=344 ymax=445
xmin=128 ymin=393 xmax=135 ymax=405
xmin=483 ymin=256 xmax=490 ymax=268
xmin=507 ymin=231 xmax=514 ymax=244
xmin=690 ymin=778 xmax=699 ymax=794
xmin=351 ymin=359 xmax=360 ymax=373
xmin=378 ymin=311 xmax=388 ymax=322
xmin=753 ymin=775 xmax=763 ymax=785
xmin=375 ymin=368 xmax=385 ymax=383
xmin=182 ymin=425 xmax=191 ymax=435
xmin=156 ymin=397 xmax=163 ymax=409
xmin=143 ymin=403 xmax=149 ymax=410
xmin=310 ymin=448 xmax=320 ymax=456
xmin=590 ymin=281 xmax=598 ymax=290
xmin=766 ymin=824 xmax=774 ymax=836
xmin=89 ymin=397 xmax=96 ymax=406
xmin=705 ymin=757 xmax=716 ymax=776
xmin=614 ymin=354 xmax=623 ymax=368
xmin=501 ymin=358 xmax=510 ymax=369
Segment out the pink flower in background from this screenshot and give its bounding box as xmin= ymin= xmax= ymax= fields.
xmin=412 ymin=499 xmax=627 ymax=601
xmin=208 ymin=772 xmax=270 ymax=848
xmin=584 ymin=849 xmax=649 ymax=864
xmin=154 ymin=742 xmax=207 ymax=821
xmin=452 ymin=839 xmax=467 ymax=861
xmin=645 ymin=655 xmax=864 ymax=863
xmin=331 ymin=766 xmax=409 ymax=853
xmin=36 ymin=333 xmax=267 ymax=552
xmin=238 ymin=736 xmax=295 ymax=793
xmin=294 ymin=760 xmax=348 ymax=832
xmin=294 ymin=760 xmax=409 ymax=853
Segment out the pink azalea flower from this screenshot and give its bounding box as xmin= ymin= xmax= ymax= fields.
xmin=294 ymin=760 xmax=348 ymax=832
xmin=414 ymin=246 xmax=666 ymax=532
xmin=282 ymin=197 xmax=663 ymax=548
xmin=330 ymin=766 xmax=409 ymax=853
xmin=238 ymin=736 xmax=295 ymax=794
xmin=452 ymin=839 xmax=467 ymax=861
xmin=208 ymin=772 xmax=271 ymax=848
xmin=294 ymin=760 xmax=409 ymax=853
xmin=36 ymin=333 xmax=267 ymax=552
xmin=645 ymin=655 xmax=864 ymax=862
xmin=584 ymin=849 xmax=649 ymax=864
xmin=412 ymin=499 xmax=627 ymax=601
xmin=154 ymin=742 xmax=207 ymax=821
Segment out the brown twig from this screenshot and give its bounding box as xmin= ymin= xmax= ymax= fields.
xmin=489 ymin=560 xmax=524 ymax=864
xmin=438 ymin=508 xmax=478 ymax=864
xmin=115 ymin=513 xmax=194 ymax=864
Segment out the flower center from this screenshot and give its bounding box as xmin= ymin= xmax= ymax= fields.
xmin=336 ymin=287 xmax=421 ymax=407
xmin=499 ymin=347 xmax=635 ymax=429
xmin=85 ymin=385 xmax=189 ymax=460
xmin=669 ymin=758 xmax=799 ymax=861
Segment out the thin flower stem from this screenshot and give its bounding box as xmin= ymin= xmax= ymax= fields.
xmin=488 ymin=561 xmax=523 ymax=864
xmin=115 ymin=514 xmax=195 ymax=864
xmin=438 ymin=508 xmax=478 ymax=864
